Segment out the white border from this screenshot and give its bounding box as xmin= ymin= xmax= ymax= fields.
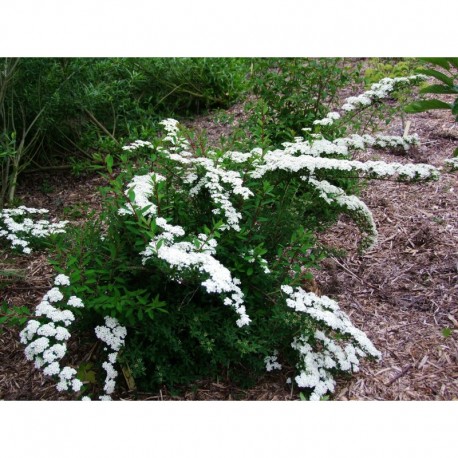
xmin=2 ymin=402 xmax=457 ymax=457
xmin=1 ymin=0 xmax=456 ymax=56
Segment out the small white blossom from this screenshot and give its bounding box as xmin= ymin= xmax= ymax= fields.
xmin=67 ymin=296 xmax=84 ymax=308
xmin=43 ymin=362 xmax=61 ymax=376
xmin=54 ymin=274 xmax=70 ymax=286
xmin=264 ymin=351 xmax=282 ymax=372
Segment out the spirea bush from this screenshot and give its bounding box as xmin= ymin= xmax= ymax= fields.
xmin=0 ymin=206 xmax=68 ymax=254
xmin=11 ymin=74 xmax=438 ymax=400
xmin=34 ymin=72 xmax=439 ymax=400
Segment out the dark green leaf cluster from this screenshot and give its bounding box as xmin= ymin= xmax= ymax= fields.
xmin=405 ymin=58 xmax=458 ymax=121
xmin=237 ymin=58 xmax=357 ymax=148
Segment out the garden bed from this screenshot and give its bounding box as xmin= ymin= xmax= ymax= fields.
xmin=1 ymin=100 xmax=456 ymax=400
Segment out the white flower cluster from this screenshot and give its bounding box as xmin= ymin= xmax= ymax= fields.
xmin=118 ymin=172 xmax=165 ymax=217
xmin=340 ymin=75 xmax=427 ymax=112
xmin=306 ymin=177 xmax=377 ymax=250
xmin=281 ymin=285 xmax=381 ymax=400
xmin=189 ymin=159 xmax=253 ymax=232
xmin=222 ymin=149 xmax=263 ymax=164
xmin=159 ymin=118 xmax=191 ymax=152
xmin=445 ymin=157 xmax=458 ymax=171
xmin=19 ymin=274 xmax=84 ymax=393
xmin=264 ymin=350 xmax=282 ymax=372
xmin=141 ymin=230 xmax=251 ymax=328
xmin=156 ymin=119 xmax=254 ymax=232
xmin=0 ymin=206 xmax=68 ymax=254
xmin=250 ymin=147 xmax=438 ymax=182
xmin=94 ymin=316 xmax=127 ymax=400
xmin=313 ymin=111 xmax=341 ymax=126
xmin=310 ymin=74 xmax=427 ymax=130
xmin=122 ymin=139 xmax=154 ymax=152
xmin=282 ymin=133 xmax=420 ymax=159
xmin=333 ymin=133 xmax=420 ymax=153
xmin=243 ymin=249 xmax=271 ymax=274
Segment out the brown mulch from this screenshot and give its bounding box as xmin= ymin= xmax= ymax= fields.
xmin=317 ymin=107 xmax=458 ymax=400
xmin=1 ymin=87 xmax=457 ymax=401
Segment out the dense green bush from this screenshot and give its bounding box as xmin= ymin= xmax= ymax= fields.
xmin=232 ymin=58 xmax=356 ymax=149
xmin=0 ymin=58 xmax=250 ymax=207
xmin=363 ymin=58 xmax=420 ymax=86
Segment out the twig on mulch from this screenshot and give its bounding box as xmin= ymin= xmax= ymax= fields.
xmin=385 ymin=365 xmax=413 ymax=386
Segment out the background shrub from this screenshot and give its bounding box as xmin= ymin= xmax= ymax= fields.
xmin=0 ymin=58 xmax=250 ymax=207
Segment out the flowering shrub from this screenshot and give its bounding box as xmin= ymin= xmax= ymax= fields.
xmin=282 ymin=285 xmax=381 ymax=400
xmin=20 ymin=274 xmax=127 ymax=400
xmin=5 ymin=72 xmax=438 ymax=399
xmin=310 ymin=75 xmax=427 ymax=139
xmin=0 ymin=206 xmax=68 ymax=254
xmin=94 ymin=316 xmax=127 ymax=401
xmin=49 ymin=72 xmax=439 ymax=399
xmin=234 ymin=61 xmax=426 ymax=152
xmin=19 ymin=274 xmax=84 ymax=393
xmin=243 ymin=58 xmax=356 ymax=148
xmin=445 ymin=157 xmax=458 ymax=171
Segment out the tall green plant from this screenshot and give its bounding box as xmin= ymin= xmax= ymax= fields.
xmin=238 ymin=58 xmax=356 ymax=148
xmin=405 ymin=58 xmax=458 ymax=119
xmin=0 ymin=58 xmax=79 ymax=207
xmin=405 ymin=58 xmax=458 ymax=155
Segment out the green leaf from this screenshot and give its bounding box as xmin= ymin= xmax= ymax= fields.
xmin=420 ymin=84 xmax=458 ymax=95
xmin=77 ymin=362 xmax=97 ymax=384
xmin=299 ymin=392 xmax=307 ymax=401
xmin=105 ymin=154 xmax=114 ymax=173
xmin=452 ymin=99 xmax=458 ymax=116
xmin=419 ymin=69 xmax=453 ymax=86
xmin=127 ymin=188 xmax=136 ymax=203
xmin=420 ymin=58 xmax=451 ymax=71
xmin=442 ymin=328 xmax=452 ymax=338
xmin=404 ymin=99 xmax=451 ymax=113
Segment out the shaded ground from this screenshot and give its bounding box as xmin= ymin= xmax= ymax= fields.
xmin=1 ymin=93 xmax=457 ymax=401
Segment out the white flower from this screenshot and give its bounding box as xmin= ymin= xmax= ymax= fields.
xmin=264 ymin=352 xmax=282 ymax=372
xmin=326 ymin=112 xmax=340 ymax=120
xmin=56 ymin=380 xmax=69 ymax=391
xmin=37 ymin=323 xmax=57 ymax=338
xmin=108 ymin=352 xmax=118 ymax=364
xmin=60 ymin=366 xmax=77 ymax=380
xmin=44 ymin=287 xmax=64 ymax=303
xmin=104 ymin=380 xmax=116 ymax=395
xmin=71 ymin=379 xmax=83 ymax=392
xmin=67 ymin=296 xmax=84 ymax=308
xmin=43 ymin=362 xmax=61 ymax=376
xmin=19 ymin=320 xmax=41 ymax=343
xmin=54 ymin=274 xmax=70 ymax=286
xmin=25 ymin=337 xmax=50 ymax=357
xmin=55 ymin=326 xmax=71 ymax=341
xmin=95 ymin=317 xmax=127 ymax=400
xmin=283 ymin=285 xmax=381 ymax=400
xmin=0 ymin=206 xmax=68 ymax=254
